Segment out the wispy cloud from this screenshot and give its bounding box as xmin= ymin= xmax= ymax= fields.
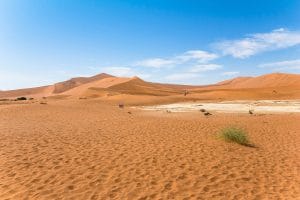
xmin=221 ymin=71 xmax=240 ymax=76
xmin=188 ymin=64 xmax=222 ymax=72
xmin=135 ymin=50 xmax=218 ymax=68
xmin=177 ymin=50 xmax=219 ymax=63
xmin=134 ymin=58 xmax=174 ymax=68
xmin=259 ymin=59 xmax=300 ymax=70
xmin=214 ymin=28 xmax=300 ymax=58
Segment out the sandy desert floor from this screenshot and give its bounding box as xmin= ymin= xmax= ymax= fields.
xmin=0 ymin=99 xmax=300 ymax=200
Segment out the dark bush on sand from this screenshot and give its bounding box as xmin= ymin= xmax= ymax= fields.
xmin=16 ymin=97 xmax=27 ymax=101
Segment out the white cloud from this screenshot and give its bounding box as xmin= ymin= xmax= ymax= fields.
xmin=215 ymin=28 xmax=300 ymax=58
xmin=134 ymin=58 xmax=174 ymax=68
xmin=189 ymin=64 xmax=222 ymax=72
xmin=135 ymin=50 xmax=218 ymax=68
xmin=221 ymin=71 xmax=240 ymax=76
xmin=177 ymin=50 xmax=218 ymax=63
xmin=259 ymin=59 xmax=300 ymax=70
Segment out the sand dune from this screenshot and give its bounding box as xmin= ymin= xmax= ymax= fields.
xmin=216 ymin=73 xmax=300 ymax=89
xmin=189 ymin=73 xmax=300 ymax=100
xmin=1 ymin=72 xmax=300 ymax=101
xmin=61 ymin=77 xmax=132 ymax=97
xmin=0 ymin=85 xmax=54 ymax=99
xmin=53 ymin=73 xmax=113 ymax=94
xmin=60 ymin=76 xmax=185 ymax=99
xmin=216 ymin=77 xmax=255 ymax=88
xmin=0 ymin=74 xmax=188 ymax=100
xmin=107 ymin=77 xmax=184 ymax=96
xmin=0 ymin=73 xmax=113 ymax=99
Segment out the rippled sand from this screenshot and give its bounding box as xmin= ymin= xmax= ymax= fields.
xmin=0 ymin=99 xmax=300 ymax=199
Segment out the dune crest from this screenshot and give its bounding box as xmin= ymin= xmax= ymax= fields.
xmin=53 ymin=73 xmax=113 ymax=94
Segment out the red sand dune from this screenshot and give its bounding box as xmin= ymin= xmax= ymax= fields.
xmin=189 ymin=73 xmax=300 ymax=100
xmin=53 ymin=73 xmax=113 ymax=93
xmin=0 ymin=72 xmax=300 ymax=101
xmin=215 ymin=73 xmax=300 ymax=89
xmin=0 ymin=73 xmax=113 ymax=99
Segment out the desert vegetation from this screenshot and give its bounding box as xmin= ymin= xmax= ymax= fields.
xmin=200 ymin=108 xmax=206 ymax=112
xmin=15 ymin=97 xmax=27 ymax=101
xmin=219 ymin=126 xmax=251 ymax=146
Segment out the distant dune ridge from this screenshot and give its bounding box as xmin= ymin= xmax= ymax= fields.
xmin=53 ymin=73 xmax=113 ymax=94
xmin=1 ymin=72 xmax=300 ymax=100
xmin=215 ymin=73 xmax=300 ymax=89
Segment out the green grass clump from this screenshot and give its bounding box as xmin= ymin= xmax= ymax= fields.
xmin=219 ymin=127 xmax=250 ymax=146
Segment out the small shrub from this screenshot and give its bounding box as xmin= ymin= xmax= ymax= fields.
xmin=16 ymin=97 xmax=27 ymax=101
xmin=219 ymin=127 xmax=250 ymax=146
xmin=204 ymin=111 xmax=212 ymax=116
xmin=200 ymin=108 xmax=206 ymax=112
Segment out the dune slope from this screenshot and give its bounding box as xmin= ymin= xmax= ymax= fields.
xmin=190 ymin=73 xmax=300 ymax=100
xmin=107 ymin=77 xmax=185 ymax=96
xmin=53 ymin=73 xmax=113 ymax=94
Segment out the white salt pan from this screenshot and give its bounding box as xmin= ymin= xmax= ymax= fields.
xmin=140 ymin=100 xmax=300 ymax=113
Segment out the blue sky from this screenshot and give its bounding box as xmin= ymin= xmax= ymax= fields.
xmin=1 ymin=0 xmax=300 ymax=90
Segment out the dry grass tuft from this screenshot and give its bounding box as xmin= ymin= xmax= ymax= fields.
xmin=219 ymin=127 xmax=252 ymax=146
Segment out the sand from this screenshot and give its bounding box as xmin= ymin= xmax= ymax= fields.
xmin=1 ymin=99 xmax=300 ymax=199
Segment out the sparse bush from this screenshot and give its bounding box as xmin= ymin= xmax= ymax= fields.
xmin=204 ymin=111 xmax=212 ymax=116
xmin=16 ymin=97 xmax=27 ymax=101
xmin=219 ymin=127 xmax=250 ymax=146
